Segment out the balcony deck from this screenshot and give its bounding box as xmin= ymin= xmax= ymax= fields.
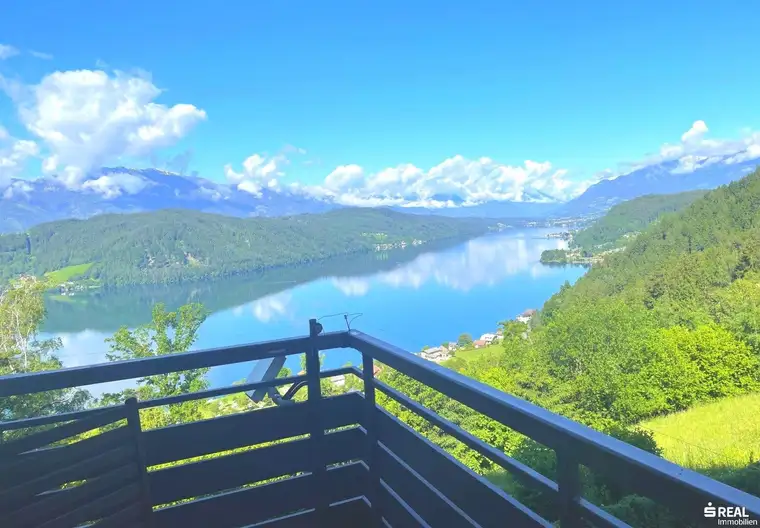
xmin=1 ymin=319 xmax=759 ymax=527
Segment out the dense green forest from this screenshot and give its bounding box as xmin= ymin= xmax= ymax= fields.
xmin=0 ymin=208 xmax=496 ymax=288
xmin=540 ymin=190 xmax=708 ymax=264
xmin=571 ymin=189 xmax=707 ymax=251
xmin=3 ymin=171 xmax=760 ymax=526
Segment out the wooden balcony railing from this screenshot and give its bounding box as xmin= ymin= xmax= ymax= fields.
xmin=1 ymin=319 xmax=759 ymax=527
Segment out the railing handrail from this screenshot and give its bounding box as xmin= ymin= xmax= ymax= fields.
xmin=0 ymin=366 xmax=358 ymax=432
xmin=0 ymin=330 xmax=350 ymax=397
xmin=347 ymin=330 xmax=760 ymax=521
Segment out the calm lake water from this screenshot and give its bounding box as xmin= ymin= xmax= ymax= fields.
xmin=42 ymin=228 xmax=586 ymax=394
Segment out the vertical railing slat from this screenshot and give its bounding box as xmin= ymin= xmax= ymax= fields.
xmin=362 ymin=353 xmax=384 ymax=526
xmin=556 ymin=450 xmax=582 ymax=528
xmin=125 ymin=397 xmax=154 ymax=527
xmin=307 ymin=319 xmax=328 ymax=526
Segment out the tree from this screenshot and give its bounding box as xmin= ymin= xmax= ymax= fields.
xmin=0 ymin=276 xmax=52 ymax=372
xmin=498 ymin=320 xmax=528 ymax=343
xmin=457 ymin=333 xmax=473 ymax=348
xmin=0 ymin=276 xmax=90 ymax=432
xmin=100 ymin=303 xmax=209 ymax=429
xmin=444 ymin=357 xmax=467 ymax=372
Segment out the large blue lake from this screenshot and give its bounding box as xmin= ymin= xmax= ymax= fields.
xmin=42 ymin=228 xmax=586 ymax=394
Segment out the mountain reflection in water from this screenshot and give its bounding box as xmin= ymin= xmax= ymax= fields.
xmin=44 ymin=228 xmax=586 ymax=390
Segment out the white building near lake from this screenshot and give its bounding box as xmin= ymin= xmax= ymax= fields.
xmin=516 ymin=309 xmax=537 ymax=324
xmin=479 ymin=333 xmax=497 ymax=345
xmin=420 ymin=346 xmax=451 ymax=364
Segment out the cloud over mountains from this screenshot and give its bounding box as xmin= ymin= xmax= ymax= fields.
xmin=1 ymin=64 xmax=760 ymax=210
xmin=217 ymin=118 xmax=760 ymax=209
xmin=300 ymin=157 xmax=575 ymax=207
xmin=1 ymin=68 xmax=207 ymax=188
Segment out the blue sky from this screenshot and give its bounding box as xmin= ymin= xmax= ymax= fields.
xmin=1 ymin=1 xmax=759 ymax=206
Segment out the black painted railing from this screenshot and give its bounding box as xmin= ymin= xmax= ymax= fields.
xmin=1 ymin=320 xmax=759 ymax=527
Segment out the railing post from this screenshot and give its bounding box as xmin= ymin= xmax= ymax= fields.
xmin=362 ymin=351 xmax=383 ymax=526
xmin=556 ymin=450 xmax=582 ymax=528
xmin=125 ymin=397 xmax=154 ymax=527
xmin=307 ymin=319 xmax=328 ymax=526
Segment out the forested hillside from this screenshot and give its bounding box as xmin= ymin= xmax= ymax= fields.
xmin=571 ymin=189 xmax=707 ymax=251
xmin=0 ymin=208 xmax=495 ymax=288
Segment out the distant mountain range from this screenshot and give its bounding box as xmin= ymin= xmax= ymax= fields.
xmin=554 ymin=154 xmax=760 ymax=217
xmin=389 ymin=153 xmax=759 ymax=219
xmin=1 ymin=152 xmax=758 ymax=232
xmin=0 ymin=168 xmax=338 ymax=233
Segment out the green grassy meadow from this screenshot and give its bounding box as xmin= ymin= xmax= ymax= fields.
xmin=43 ymin=262 xmax=94 ymax=286
xmin=640 ymin=393 xmax=760 ymax=470
xmin=452 ymin=343 xmax=503 ymax=362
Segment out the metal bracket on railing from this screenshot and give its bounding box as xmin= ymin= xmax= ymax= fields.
xmin=266 ymin=379 xmax=308 ymax=406
xmin=243 ymin=319 xmax=331 ymax=407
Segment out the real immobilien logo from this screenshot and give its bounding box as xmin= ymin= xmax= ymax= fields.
xmin=704 ymin=502 xmax=758 ymax=526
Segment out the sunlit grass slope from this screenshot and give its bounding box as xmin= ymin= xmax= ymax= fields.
xmin=640 ymin=393 xmax=760 ymax=470
xmin=43 ymin=262 xmax=94 ymax=286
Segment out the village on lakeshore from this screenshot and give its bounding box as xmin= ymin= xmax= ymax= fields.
xmin=418 ymin=308 xmax=537 ymax=364
xmin=324 ymin=308 xmax=538 ymax=389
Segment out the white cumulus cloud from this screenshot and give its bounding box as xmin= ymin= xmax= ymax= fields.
xmin=227 ymin=142 xmax=589 ymax=206
xmin=223 ymin=153 xmax=584 ymax=208
xmin=591 ymin=120 xmax=760 ymax=182
xmin=211 ymin=119 xmax=760 ymax=209
xmin=223 ymin=147 xmax=308 ymax=196
xmin=630 ymin=120 xmax=759 ymax=175
xmin=306 ymin=156 xmax=579 ymax=207
xmin=724 ymin=132 xmax=760 ymax=165
xmin=2 ymin=180 xmax=33 ymax=199
xmin=81 ymin=172 xmax=150 ymax=198
xmin=681 ymin=120 xmax=708 ymax=143
xmin=0 ymin=125 xmax=39 ymax=187
xmin=229 ymin=119 xmax=758 ymax=208
xmin=224 ymin=153 xmax=289 ymax=196
xmin=4 ymin=69 xmax=206 ymax=188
